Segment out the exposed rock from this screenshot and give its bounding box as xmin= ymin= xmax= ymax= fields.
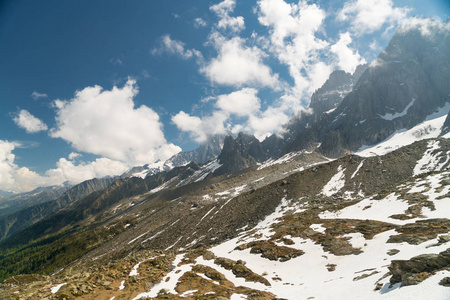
xmin=214 ymin=257 xmax=271 ymax=286
xmin=439 ymin=277 xmax=450 ymax=287
xmin=387 ymin=219 xmax=450 ymax=245
xmin=389 ymin=248 xmax=450 ymax=286
xmin=326 ymin=264 xmax=336 ymax=272
xmin=387 ymin=249 xmax=400 ymax=256
xmin=236 ymin=240 xmax=304 ymax=262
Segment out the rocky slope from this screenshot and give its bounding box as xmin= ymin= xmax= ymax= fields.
xmin=0 ymin=184 xmax=70 ymax=217
xmin=0 ymin=177 xmax=115 ymax=241
xmin=1 ymin=138 xmax=450 ymax=299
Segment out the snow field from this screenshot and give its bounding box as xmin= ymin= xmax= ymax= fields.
xmin=322 ymin=165 xmax=346 ymax=196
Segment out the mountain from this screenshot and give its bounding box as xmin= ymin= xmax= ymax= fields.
xmin=309 ymin=63 xmax=368 ymax=120
xmin=121 ymin=134 xmax=225 ymax=179
xmin=1 ymin=20 xmax=450 ymax=300
xmin=214 ymin=133 xmax=268 ymax=176
xmin=0 ymin=184 xmax=70 ymax=217
xmin=284 ymin=21 xmax=450 ymax=157
xmin=0 ymin=177 xmax=115 ymax=241
xmin=1 ymin=138 xmax=450 ymax=299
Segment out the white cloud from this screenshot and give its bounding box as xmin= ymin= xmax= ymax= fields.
xmin=337 ymin=0 xmax=410 ymax=35
xmin=13 ymin=109 xmax=48 ymax=133
xmin=0 ymin=140 xmax=16 ymax=190
xmin=202 ymin=34 xmax=279 ymax=88
xmin=247 ymin=106 xmax=291 ymax=141
xmin=152 ymin=34 xmax=202 ymax=60
xmin=172 ymin=110 xmax=228 ymax=143
xmin=0 ymin=140 xmax=129 ymax=193
xmin=210 ymin=0 xmax=245 ymax=32
xmin=330 ymin=32 xmax=366 ymax=73
xmin=173 ymin=86 xmax=310 ymax=142
xmin=31 ymin=91 xmax=48 ymax=100
xmin=45 ymin=157 xmax=128 ymax=186
xmin=68 ymin=152 xmax=81 ymax=160
xmin=398 ymin=17 xmax=450 ymax=37
xmin=194 ymin=17 xmax=207 ymax=28
xmin=50 ymin=79 xmax=181 ymax=166
xmin=257 ymin=0 xmax=330 ymax=97
xmin=216 ymin=88 xmax=260 ymax=117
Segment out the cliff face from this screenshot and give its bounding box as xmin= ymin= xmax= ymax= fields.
xmin=284 ymin=22 xmax=450 ymax=156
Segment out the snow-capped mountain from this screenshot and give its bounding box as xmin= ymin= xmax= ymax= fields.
xmin=121 ymin=134 xmax=225 ymax=179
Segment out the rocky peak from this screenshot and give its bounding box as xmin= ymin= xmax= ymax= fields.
xmin=309 ymin=64 xmax=368 ymax=119
xmin=215 ymin=133 xmax=267 ymax=176
xmin=284 ymin=23 xmax=450 ymax=157
xmin=122 ymin=134 xmax=225 ymax=179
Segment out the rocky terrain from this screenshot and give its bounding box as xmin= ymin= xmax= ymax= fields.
xmin=1 ymin=138 xmax=450 ymax=299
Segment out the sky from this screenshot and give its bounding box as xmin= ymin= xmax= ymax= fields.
xmin=0 ymin=0 xmax=449 ymax=193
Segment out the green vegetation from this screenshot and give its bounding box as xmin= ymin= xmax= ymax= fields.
xmin=0 ymin=218 xmax=132 ymax=282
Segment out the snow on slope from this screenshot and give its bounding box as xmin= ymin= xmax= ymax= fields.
xmin=413 ymin=140 xmax=450 ymax=176
xmin=357 ymin=103 xmax=450 ymax=157
xmin=258 ymin=151 xmax=308 ymax=170
xmin=134 ymin=169 xmax=450 ymax=300
xmin=322 ymin=165 xmax=346 ymax=196
xmin=378 ymin=98 xmax=415 ymax=121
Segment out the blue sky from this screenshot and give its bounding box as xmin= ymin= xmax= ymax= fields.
xmin=0 ymin=0 xmax=449 ymax=193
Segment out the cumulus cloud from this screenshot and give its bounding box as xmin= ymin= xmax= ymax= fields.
xmin=0 ymin=140 xmax=129 ymax=193
xmin=173 ymin=87 xmax=308 ymax=142
xmin=257 ymin=0 xmax=330 ymax=96
xmin=31 ymin=91 xmax=48 ymax=100
xmin=172 ymin=110 xmax=229 ymax=143
xmin=202 ymin=34 xmax=279 ymax=88
xmin=194 ymin=17 xmax=207 ymax=28
xmin=0 ymin=140 xmax=16 ymax=190
xmin=337 ymin=0 xmax=410 ymax=35
xmin=68 ymin=152 xmax=81 ymax=160
xmin=210 ymin=0 xmax=245 ymax=32
xmin=152 ymin=34 xmax=203 ymax=60
xmin=13 ymin=109 xmax=48 ymax=133
xmin=50 ymin=79 xmax=181 ymax=166
xmin=45 ymin=157 xmax=128 ymax=186
xmin=330 ymin=32 xmax=366 ymax=73
xmin=247 ymin=106 xmax=291 ymax=140
xmin=215 ymin=88 xmax=260 ymax=117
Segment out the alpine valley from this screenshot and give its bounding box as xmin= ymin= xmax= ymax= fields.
xmin=1 ymin=20 xmax=450 ymax=300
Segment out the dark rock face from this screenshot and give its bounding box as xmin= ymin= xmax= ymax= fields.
xmin=440 ymin=111 xmax=450 ymax=136
xmin=283 ymin=22 xmax=450 ymax=157
xmin=389 ymin=248 xmax=450 ymax=286
xmin=309 ymin=64 xmax=368 ymax=120
xmin=215 ymin=133 xmax=268 ymax=175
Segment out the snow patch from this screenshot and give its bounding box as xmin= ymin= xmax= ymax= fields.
xmin=322 ymin=165 xmax=346 ymax=196
xmin=413 ymin=140 xmax=449 ymax=176
xmin=351 ymin=160 xmax=364 ymax=179
xmin=258 ymin=152 xmax=304 ymax=170
xmin=129 ymin=262 xmax=141 ymax=276
xmin=378 ymin=98 xmax=415 ymax=121
xmin=357 ymin=103 xmax=450 ymax=157
xmin=51 ymin=283 xmax=66 ymax=294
